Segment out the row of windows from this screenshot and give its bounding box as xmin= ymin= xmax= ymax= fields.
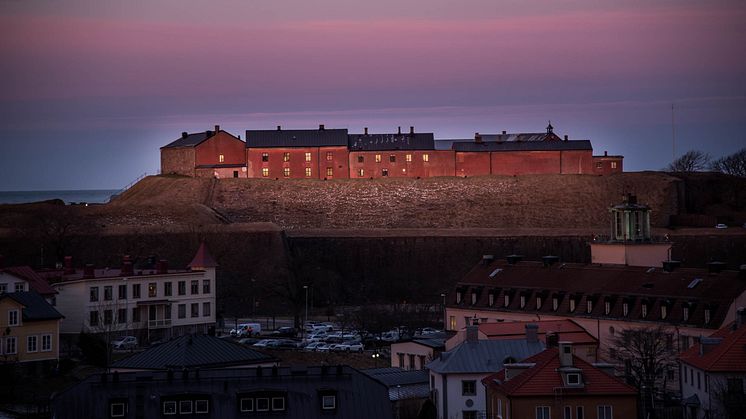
xmin=533 ymin=405 xmax=611 ymax=419
xmin=396 ymin=352 xmax=428 ymax=370
xmin=0 ymin=282 xmax=27 ymax=294
xmin=259 ymin=152 xmax=430 ymax=164
xmin=595 ymin=161 xmax=619 ymax=169
xmin=89 ymin=302 xmax=210 ymax=326
xmin=0 ymin=334 xmax=52 ymax=355
xmin=90 ymin=280 xmax=211 ymax=302
xmin=261 ymin=151 xmax=336 ymax=163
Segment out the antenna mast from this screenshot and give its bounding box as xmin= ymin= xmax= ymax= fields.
xmin=671 ymin=103 xmax=676 ymax=162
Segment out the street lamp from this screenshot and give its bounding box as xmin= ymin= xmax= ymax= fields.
xmin=371 ymin=351 xmax=380 ymax=368
xmin=303 ymin=285 xmax=309 ymax=340
xmin=440 ymin=293 xmax=446 ymax=330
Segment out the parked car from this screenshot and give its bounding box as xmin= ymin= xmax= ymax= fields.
xmin=303 ymin=342 xmax=325 ymax=352
xmin=417 ymin=327 xmax=442 ymax=336
xmin=111 ymin=336 xmax=138 ymax=350
xmin=270 ymin=327 xmax=297 ymax=338
xmin=715 ymin=223 xmax=728 ymax=229
xmin=315 ymin=343 xmax=333 ymax=352
xmin=230 ymin=323 xmax=262 ymax=337
xmin=238 ymin=337 xmax=260 ymax=346
xmin=334 ymin=341 xmax=364 ymax=353
xmin=252 ymin=339 xmax=275 ymax=348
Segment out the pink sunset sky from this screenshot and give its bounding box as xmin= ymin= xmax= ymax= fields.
xmin=1 ymin=0 xmax=744 ymax=190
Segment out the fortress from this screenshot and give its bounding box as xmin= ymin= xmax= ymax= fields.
xmin=161 ymin=123 xmax=623 ymax=179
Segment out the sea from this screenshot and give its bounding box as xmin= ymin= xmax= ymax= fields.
xmin=0 ymin=189 xmax=119 ymax=205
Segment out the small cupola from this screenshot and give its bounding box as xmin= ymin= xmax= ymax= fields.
xmin=610 ymin=193 xmax=652 ymax=242
xmin=546 ymin=121 xmax=554 ymax=134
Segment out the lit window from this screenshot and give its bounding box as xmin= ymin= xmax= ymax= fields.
xmin=305 ymin=167 xmax=312 ymax=177
xmin=326 ymin=167 xmax=333 ymax=177
xmin=406 ymin=154 xmax=412 ymax=162
xmin=148 ymin=283 xmax=157 ymax=297
xmin=8 ymin=309 xmax=19 ymax=326
xmin=390 ymin=155 xmax=396 ymax=163
xmin=611 ymin=161 xmax=618 ymax=169
xmin=219 ymin=154 xmax=225 ymax=163
xmin=283 ymin=168 xmax=290 ymax=177
xmin=358 ymin=169 xmax=365 ymax=177
xmin=326 ymin=151 xmax=333 ymax=161
xmin=322 ymin=395 xmax=336 ymax=410
xmin=375 ymin=154 xmax=381 ymax=163
xmin=262 ymin=168 xmax=269 ymax=177
xmin=261 ymin=153 xmax=269 ymax=162
xmin=305 ymin=152 xmax=312 ymax=162
xmin=283 ymin=152 xmax=290 ymax=162
xmin=449 ymin=316 xmax=456 ymax=330
xmin=422 ymin=154 xmax=430 ymax=162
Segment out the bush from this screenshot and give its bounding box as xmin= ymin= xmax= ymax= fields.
xmin=78 ymin=332 xmax=108 ymax=367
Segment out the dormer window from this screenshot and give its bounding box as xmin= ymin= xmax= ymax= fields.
xmin=471 ymin=292 xmax=477 ymax=305
xmin=552 ymin=297 xmax=559 ymax=311
xmin=488 ymin=293 xmax=495 ymax=307
xmin=683 ymin=306 xmax=690 ymax=322
xmin=704 ymin=308 xmax=711 ymax=324
xmin=520 ymin=295 xmax=526 ymax=309
xmin=623 ymin=302 xmax=629 ymax=317
xmin=604 ymin=301 xmax=611 ymax=315
xmin=566 ymin=373 xmax=581 ymax=386
xmin=586 ymin=300 xmax=593 ymax=314
xmin=456 ymin=292 xmax=462 ymax=304
xmin=536 ymin=297 xmax=542 ymax=309
xmin=504 ymin=294 xmax=510 ymax=307
xmin=569 ymin=298 xmax=576 ymax=312
xmin=641 ymin=303 xmax=648 ymax=318
xmin=661 ymin=305 xmax=668 ymax=320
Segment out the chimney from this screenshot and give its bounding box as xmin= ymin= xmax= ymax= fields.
xmin=83 ymin=264 xmax=95 ymax=279
xmin=397 ymin=126 xmax=402 ymax=135
xmin=181 ymin=132 xmax=188 ymax=139
xmin=525 ymin=323 xmax=539 ymax=343
xmin=662 ymin=260 xmax=681 ymax=272
xmin=475 ymin=133 xmax=482 ymax=143
xmin=277 ymin=125 xmax=281 ymax=131
xmin=121 ymin=255 xmax=134 ymax=276
xmin=699 ymin=336 xmax=724 ymax=356
xmin=466 ymin=325 xmax=479 ymax=343
xmin=214 ymin=125 xmax=220 ymax=133
xmin=564 ymin=135 xmax=568 ymax=141
xmin=546 ymin=332 xmax=559 ymax=348
xmin=502 ymin=130 xmax=507 ymax=135
xmin=558 ymin=342 xmax=573 ymax=367
xmin=364 ymin=127 xmax=368 ymax=135
xmin=707 ymin=261 xmax=726 ymax=274
xmin=604 ymin=151 xmax=608 ymax=157
xmin=63 ymin=256 xmax=75 ymax=275
xmin=319 ymin=124 xmax=325 ymax=131
xmin=506 ymin=254 xmax=523 ymax=265
xmin=410 ymin=126 xmax=414 ymax=135
xmin=156 ymin=259 xmax=168 ymax=275
xmin=482 ymin=255 xmax=494 ymax=265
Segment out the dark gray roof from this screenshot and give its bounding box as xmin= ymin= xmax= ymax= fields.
xmin=453 ymin=140 xmax=592 ymax=152
xmin=478 ymin=133 xmax=559 ymax=142
xmin=162 ymin=131 xmax=213 ymax=148
xmin=245 ymin=128 xmax=348 ymax=148
xmin=2 ymin=291 xmax=63 ymax=321
xmin=426 ymin=338 xmax=545 ymax=373
xmin=348 ymin=133 xmax=435 ymax=151
xmin=362 ymin=368 xmax=430 ymax=401
xmin=411 ymin=337 xmax=446 ymax=349
xmin=112 ymin=334 xmax=275 ymax=370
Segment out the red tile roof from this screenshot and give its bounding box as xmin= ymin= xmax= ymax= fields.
xmin=479 ymin=320 xmax=597 ymax=345
xmin=188 ymin=243 xmax=217 ymax=269
xmin=482 ymin=348 xmax=637 ymax=396
xmin=679 ymin=323 xmax=746 ymax=372
xmin=1 ymin=266 xmax=57 ymax=296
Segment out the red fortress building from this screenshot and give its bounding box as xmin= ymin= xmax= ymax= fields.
xmin=160 ymin=123 xmax=623 ymax=179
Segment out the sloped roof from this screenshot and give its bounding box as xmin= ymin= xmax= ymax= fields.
xmin=479 ymin=320 xmax=597 ymax=345
xmin=483 ymin=348 xmax=637 ymax=396
xmin=1 ymin=266 xmax=57 ymax=296
xmin=162 ymin=131 xmax=212 ymax=148
xmin=245 ymin=128 xmax=348 ymax=148
xmin=679 ymin=322 xmax=746 ymax=372
xmin=411 ymin=337 xmax=447 ymax=349
xmin=453 ymin=140 xmax=592 ymax=152
xmin=362 ymin=368 xmax=430 ymax=401
xmin=188 ymin=242 xmax=217 ymax=269
xmin=426 ymin=338 xmax=544 ymax=374
xmin=1 ymin=291 xmax=64 ymax=321
xmin=348 ymin=133 xmax=435 ymax=151
xmin=112 ymin=334 xmax=275 ymax=370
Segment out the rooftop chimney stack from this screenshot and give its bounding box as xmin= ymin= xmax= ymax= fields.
xmin=214 ymin=125 xmax=220 ymax=133
xmin=364 ymin=127 xmax=368 ymax=135
xmin=121 ymin=255 xmax=134 ymax=276
xmin=475 ymin=133 xmax=482 ymax=143
xmin=546 ymin=332 xmax=559 ymax=348
xmin=156 ymin=259 xmax=168 ymax=275
xmin=83 ymin=264 xmax=95 ymax=279
xmin=277 ymin=125 xmax=281 ymax=131
xmin=502 ymin=130 xmax=507 ymax=135
xmin=506 ymin=254 xmax=523 ymax=265
xmin=558 ymin=342 xmax=573 ymax=367
xmin=63 ymin=256 xmax=75 ymax=275
xmin=707 ymin=261 xmax=726 ymax=274
xmin=525 ymin=323 xmax=539 ymax=343
xmin=604 ymin=151 xmax=608 ymax=157
xmin=564 ymin=135 xmax=568 ymax=141
xmin=319 ymin=124 xmax=325 ymax=131
xmin=410 ymin=126 xmax=414 ymax=135
xmin=181 ymin=132 xmax=188 ymax=139
xmin=466 ymin=325 xmax=479 ymax=343
xmin=397 ymin=126 xmax=402 ymax=135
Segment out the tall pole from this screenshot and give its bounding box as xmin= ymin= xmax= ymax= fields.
xmin=303 ymin=285 xmax=309 ymax=340
xmin=440 ymin=293 xmax=446 ymax=330
xmin=671 ymin=103 xmax=676 ymax=162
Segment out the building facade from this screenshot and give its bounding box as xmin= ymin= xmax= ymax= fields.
xmin=161 ymin=125 xmax=247 ymax=178
xmin=0 ymin=291 xmax=63 ymax=364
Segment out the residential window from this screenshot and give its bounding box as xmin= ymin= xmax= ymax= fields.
xmin=203 ymin=302 xmax=211 ymax=317
xmin=597 ymin=405 xmax=612 ymax=419
xmin=104 ymin=309 xmax=112 ymax=325
xmin=375 ymin=154 xmax=381 ymax=163
xmin=564 ymin=406 xmax=572 ymax=419
xmin=566 ymin=373 xmax=580 ymax=385
xmin=462 ymin=380 xmax=476 ymax=396
xmin=321 ymin=395 xmax=336 ymax=410
xmin=203 ymin=280 xmax=210 ymax=294
xmin=271 ymin=397 xmax=285 ymax=411
xmin=605 ymin=301 xmax=611 ymax=315
xmin=118 ymin=284 xmax=127 ymax=300
xmin=110 ymin=402 xmax=126 ymax=418
xmin=449 ymin=316 xmax=456 ymax=330
xmin=536 ymin=296 xmax=542 ymax=309
xmin=463 ymin=412 xmax=477 ymax=419
xmin=705 ymin=374 xmax=709 ymax=393
xmin=587 ymin=299 xmax=593 ymax=313
xmin=382 ymin=168 xmax=388 ymax=177
xmin=569 ymin=298 xmax=576 ymax=312
xmin=164 ymin=282 xmax=172 ymax=296
xmin=553 ymin=297 xmax=559 ymax=311
xmin=422 ymin=154 xmax=429 ymax=162
xmin=179 ymin=400 xmax=192 ymax=414
xmin=132 ymin=284 xmax=140 ymax=299
xmin=406 ymin=154 xmax=412 ymax=162
xmin=305 ymin=167 xmax=312 ymax=177
xmin=27 ymin=335 xmax=37 ymax=353
xmin=283 ymin=167 xmax=290 ymax=177
xmin=536 ymin=406 xmax=550 ymax=419
xmin=326 ymin=167 xmax=333 ymax=177
xmin=118 ymin=308 xmax=127 ymax=323
xmin=0 ymin=284 xmax=6 ymax=294
xmin=398 ymin=353 xmax=404 ymax=368
xmin=240 ymin=398 xmax=254 ymax=412
xmin=358 ymin=169 xmax=365 ymax=177
xmin=576 ymin=406 xmax=584 ymax=419
xmin=262 ymin=168 xmax=269 ymax=177
xmin=8 ymin=309 xmax=19 ymax=326
xmin=178 ymin=304 xmax=186 ymax=319
xmin=148 ymin=283 xmax=157 ymax=297
xmin=622 ymin=302 xmax=629 ymax=317
xmin=15 ymin=283 xmax=25 ymax=292
xmin=195 ymin=400 xmax=209 ymax=414
xmin=191 ymin=280 xmax=199 ymax=295
xmin=163 ymin=401 xmax=177 ymax=415
xmin=219 ymin=154 xmax=225 ymax=163
xmin=90 ymin=287 xmax=99 ymax=302
xmin=283 ymin=152 xmax=290 ymax=162
xmin=178 ymin=281 xmax=186 ymax=295
xmin=256 ymin=398 xmax=269 ymax=412
xmin=520 ymin=295 xmax=526 ymax=308
xmin=305 ymin=152 xmax=312 ymax=162
xmin=357 ymin=155 xmax=364 ymax=163
xmin=661 ymin=305 xmax=668 ymax=319
xmin=596 ymin=162 xmax=603 ymax=169
xmin=683 ymin=306 xmax=689 ymax=322
xmin=262 ymin=153 xmax=269 ymax=162
xmin=191 ymin=303 xmax=199 ymax=317
xmin=456 ymin=291 xmax=462 ymax=304
xmin=683 ymin=366 xmax=687 ymax=383
xmin=389 ymin=155 xmax=396 ymax=163
xmin=409 ymin=354 xmax=415 ymax=370
xmin=41 ymin=334 xmax=52 ymax=351
xmin=89 ymin=311 xmax=99 ymax=326
xmin=5 ymin=337 xmax=17 ymax=354
xmin=611 ymin=161 xmax=618 ymax=169
xmin=697 ymin=371 xmax=701 ymax=389
xmin=704 ymin=309 xmax=711 ymax=324
xmin=164 ymin=305 xmax=171 ymax=320
xmin=103 ymin=286 xmax=113 ymax=301
xmin=641 ymin=303 xmax=648 ymax=318
xmin=471 ymin=292 xmax=477 ymax=305
xmin=504 ymin=294 xmax=510 ymax=307
xmin=132 ymin=307 xmax=140 ymax=323
xmin=488 ymin=294 xmax=495 ymax=306
xmin=326 ymin=151 xmax=333 ymax=161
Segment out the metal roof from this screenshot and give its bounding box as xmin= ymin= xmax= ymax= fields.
xmin=245 ymin=128 xmax=349 ymax=148
xmin=426 ymin=338 xmax=544 ymax=374
xmin=362 ymin=368 xmax=429 ymax=387
xmin=348 ymin=133 xmax=435 ymax=151
xmin=453 ymin=140 xmax=592 ymax=152
xmin=111 ymin=334 xmax=275 ymax=370
xmin=162 ymin=131 xmax=213 ymax=148
xmin=1 ymin=291 xmax=64 ymax=321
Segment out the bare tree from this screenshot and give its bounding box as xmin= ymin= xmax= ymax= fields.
xmin=710 ymin=377 xmax=746 ymax=419
xmin=710 ymin=148 xmax=746 ymax=177
xmin=666 ymin=150 xmax=711 ymax=172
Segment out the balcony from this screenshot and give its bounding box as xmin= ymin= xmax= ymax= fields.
xmin=148 ymin=319 xmax=172 ymax=329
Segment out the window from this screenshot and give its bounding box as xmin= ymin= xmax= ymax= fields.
xmin=326 ymin=167 xmax=333 ymax=177
xmin=305 ymin=167 xmax=312 ymax=177
xmin=240 ymin=398 xmax=254 ymax=412
xmin=576 ymin=406 xmax=584 ymax=419
xmin=406 ymin=154 xmax=412 ymax=162
xmin=504 ymin=294 xmax=510 ymax=307
xmin=27 ymin=335 xmax=37 ymax=353
xmin=375 ymin=154 xmax=381 ymax=163
xmin=520 ymin=295 xmax=526 ymax=308
xmin=456 ymin=291 xmax=462 ymax=304
xmin=605 ymin=301 xmax=611 ymax=315
xmin=661 ymin=305 xmax=668 ymax=319
xmin=321 ymin=395 xmax=336 ymax=410
xmin=622 ymin=302 xmax=629 ymax=317
xmin=195 ymin=400 xmax=209 ymax=414
xmin=104 ymin=309 xmax=112 ymax=325
xmin=704 ymin=309 xmax=711 ymax=324
xmin=408 ymin=354 xmax=415 ymax=370
xmin=564 ymin=406 xmax=572 ymax=419
xmin=597 ymin=405 xmax=612 ymax=419
xmin=398 ymin=353 xmax=404 ymax=368
xmin=283 ymin=167 xmax=290 ymax=177
xmin=219 ymin=154 xmax=225 ymax=163
xmin=179 ymin=400 xmax=192 ymax=414
xmin=553 ymin=297 xmax=559 ymax=311
xmin=163 ymin=401 xmax=177 ymax=415
xmin=164 ymin=305 xmax=171 ymax=320
xmin=191 ymin=303 xmax=199 ymax=317
xmin=164 ymin=282 xmax=172 ymax=296
xmin=148 ymin=283 xmax=157 ymax=297
xmin=132 ymin=284 xmax=140 ymax=299
xmin=683 ymin=366 xmax=687 ymax=383
xmin=358 ymin=169 xmax=365 ymax=177
xmin=536 ymin=406 xmax=550 ymax=419
xmin=271 ymin=397 xmax=285 ymax=411
xmin=41 ymin=334 xmax=52 ymax=351
xmin=116 ymin=284 xmax=127 ymax=300
xmin=488 ymin=293 xmax=495 ymax=306
xmin=382 ymin=168 xmax=388 ymax=177
xmin=203 ymin=280 xmax=210 ymax=294
xmin=422 ymin=154 xmax=430 ymax=162
xmin=326 ymin=151 xmax=333 ymax=161
xmin=262 ymin=168 xmax=269 ymax=177
xmin=462 ymin=380 xmax=476 ymax=396
xmin=705 ymin=374 xmax=709 ymax=392
xmin=463 ymin=412 xmax=477 ymax=419
xmin=587 ymin=299 xmax=593 ymax=313
xmin=566 ymin=373 xmax=580 ymax=385
xmin=110 ymin=402 xmax=126 ymax=418
xmin=0 ymin=283 xmax=6 ymax=294
xmin=683 ymin=306 xmax=690 ymax=322
xmin=5 ymin=337 xmax=17 ymax=354
xmin=203 ymin=302 xmax=211 ymax=317
xmin=256 ymin=398 xmax=269 ymax=412
xmin=191 ymin=280 xmax=199 ymax=295
xmin=8 ymin=309 xmax=19 ymax=326
xmin=178 ymin=281 xmax=186 ymax=295
xmin=262 ymin=153 xmax=269 ymax=162
xmin=283 ymin=152 xmax=290 ymax=162
xmin=357 ymin=155 xmax=364 ymax=163
xmin=611 ymin=161 xmax=618 ymax=169
xmin=471 ymin=292 xmax=477 ymax=305
xmin=449 ymin=316 xmax=456 ymax=330
xmin=697 ymin=371 xmax=701 ymax=389
xmin=104 ymin=286 xmax=113 ymax=301
xmin=569 ymin=298 xmax=576 ymax=312
xmin=390 ymin=155 xmax=396 ymax=163
xmin=89 ymin=311 xmax=99 ymax=326
xmin=536 ymin=296 xmax=542 ymax=309
xmin=178 ymin=304 xmax=186 ymax=319
xmin=596 ymin=162 xmax=603 ymax=169
xmin=233 ymin=170 xmax=239 ymax=178
xmin=118 ymin=308 xmax=127 ymax=323
xmin=641 ymin=303 xmax=648 ymax=318
xmin=305 ymin=152 xmax=312 ymax=162
xmin=90 ymin=287 xmax=99 ymax=302
xmin=132 ymin=307 xmax=140 ymax=322
xmin=15 ymin=283 xmax=25 ymax=292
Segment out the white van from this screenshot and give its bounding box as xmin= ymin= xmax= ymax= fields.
xmin=230 ymin=323 xmax=262 ymax=337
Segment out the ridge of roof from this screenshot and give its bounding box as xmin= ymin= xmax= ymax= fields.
xmin=188 ymin=243 xmax=218 ymax=269
xmin=2 ymin=266 xmax=57 ymax=295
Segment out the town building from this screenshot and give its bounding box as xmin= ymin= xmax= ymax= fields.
xmin=426 ymin=326 xmax=544 ymax=419
xmin=679 ymin=310 xmax=746 ymax=419
xmin=51 ymin=365 xmax=394 ymax=419
xmin=482 ymin=342 xmax=638 ymax=419
xmin=161 ymin=125 xmax=247 ymax=178
xmin=0 ymin=291 xmax=63 ymax=365
xmin=1 ymin=265 xmax=58 ymax=303
xmin=363 ymin=367 xmax=431 ymax=419
xmin=46 ymin=243 xmax=217 ymax=344
xmin=390 ymin=334 xmax=447 ymax=370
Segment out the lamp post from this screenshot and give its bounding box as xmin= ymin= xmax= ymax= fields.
xmin=371 ymin=351 xmax=380 ymax=368
xmin=440 ymin=293 xmax=446 ymax=330
xmin=303 ymin=285 xmax=309 ymax=341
